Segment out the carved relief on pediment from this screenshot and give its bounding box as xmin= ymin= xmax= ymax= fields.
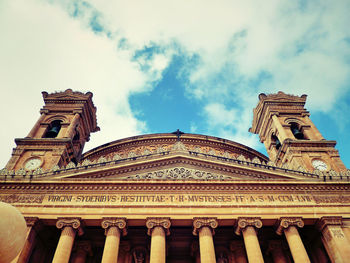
xmin=120 ymin=167 xmax=260 ymax=181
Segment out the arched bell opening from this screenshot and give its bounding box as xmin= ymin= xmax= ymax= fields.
xmin=271 ymin=134 xmax=281 ymax=151
xmin=290 ymin=122 xmax=304 ymax=140
xmin=44 ymin=120 xmax=62 ymax=138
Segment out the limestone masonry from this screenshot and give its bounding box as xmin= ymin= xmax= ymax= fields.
xmin=1 ymin=90 xmax=349 ymax=263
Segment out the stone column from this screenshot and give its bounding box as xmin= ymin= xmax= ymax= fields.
xmin=72 ymin=241 xmax=92 ymax=263
xmin=230 ymin=241 xmax=247 ymax=263
xmin=267 ymin=240 xmax=289 ymax=263
xmin=146 ymin=217 xmax=171 ymax=263
xmin=101 ymin=218 xmax=127 ymax=263
xmin=234 ymin=217 xmax=264 ymax=263
xmin=276 ymin=217 xmax=310 ymax=263
xmin=317 ymin=216 xmax=350 ymax=263
xmin=193 ymin=217 xmax=218 ymax=263
xmin=52 ymin=218 xmax=84 ymax=263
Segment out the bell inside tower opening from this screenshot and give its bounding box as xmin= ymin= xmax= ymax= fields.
xmin=44 ymin=120 xmax=62 ymax=138
xmin=290 ymin=122 xmax=304 ymax=140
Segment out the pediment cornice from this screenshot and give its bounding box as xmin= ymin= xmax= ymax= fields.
xmin=3 ymin=148 xmax=344 ymax=182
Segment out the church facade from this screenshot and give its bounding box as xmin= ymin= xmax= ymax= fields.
xmin=1 ymin=90 xmax=350 ymax=263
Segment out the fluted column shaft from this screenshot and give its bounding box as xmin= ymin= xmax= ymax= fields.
xmin=150 ymin=226 xmax=166 ymax=263
xmin=193 ymin=218 xmax=218 ymax=263
xmin=276 ymin=217 xmax=310 ymax=263
xmin=198 ymin=226 xmax=216 ymax=263
xmin=52 ymin=226 xmax=76 ymax=263
xmin=146 ymin=218 xmax=171 ymax=263
xmin=284 ymin=226 xmax=310 ymax=263
xmin=52 ymin=218 xmax=83 ymax=263
xmin=101 ymin=218 xmax=127 ymax=263
xmin=242 ymin=226 xmax=264 ymax=263
xmin=235 ymin=217 xmax=264 ymax=263
xmin=102 ymin=227 xmax=121 ymax=263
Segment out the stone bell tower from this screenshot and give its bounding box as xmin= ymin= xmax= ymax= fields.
xmin=6 ymin=89 xmax=99 ymax=171
xmin=249 ymin=91 xmax=346 ymax=172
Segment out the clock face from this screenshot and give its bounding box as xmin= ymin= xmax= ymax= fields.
xmin=24 ymin=158 xmax=42 ymax=170
xmin=312 ymin=159 xmax=328 ymax=171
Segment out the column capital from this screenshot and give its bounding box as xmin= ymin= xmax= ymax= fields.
xmin=235 ymin=217 xmax=262 ymax=235
xmin=146 ymin=217 xmax=171 ymax=236
xmin=192 ymin=217 xmax=218 ymax=236
xmin=276 ymin=217 xmax=304 ymax=235
xmin=316 ymin=216 xmax=343 ymax=231
xmin=101 ymin=217 xmax=127 ymax=236
xmin=56 ymin=217 xmax=84 ymax=236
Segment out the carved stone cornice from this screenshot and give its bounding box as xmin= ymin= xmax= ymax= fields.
xmin=146 ymin=217 xmax=171 ymax=236
xmin=101 ymin=217 xmax=127 ymax=236
xmin=316 ymin=216 xmax=343 ymax=231
xmin=276 ymin=217 xmax=304 ymax=235
xmin=192 ymin=217 xmax=218 ymax=236
xmin=2 ymin=181 xmax=350 ymax=193
xmin=56 ymin=217 xmax=84 ymax=236
xmin=234 ymin=217 xmax=262 ymax=235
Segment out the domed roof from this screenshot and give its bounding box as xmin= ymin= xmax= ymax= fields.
xmin=82 ymin=133 xmax=268 ymax=163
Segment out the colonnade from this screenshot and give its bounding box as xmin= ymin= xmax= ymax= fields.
xmin=12 ymin=216 xmax=350 ymax=263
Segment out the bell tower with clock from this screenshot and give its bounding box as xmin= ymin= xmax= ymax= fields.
xmin=250 ymin=91 xmax=347 ymax=172
xmin=6 ymin=89 xmax=99 ymax=171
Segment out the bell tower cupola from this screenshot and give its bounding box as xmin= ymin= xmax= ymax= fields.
xmin=6 ymin=89 xmax=99 ymax=171
xmin=250 ymin=91 xmax=346 ymax=172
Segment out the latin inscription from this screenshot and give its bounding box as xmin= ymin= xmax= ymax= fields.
xmin=1 ymin=193 xmax=348 ymax=206
xmin=44 ymin=194 xmax=313 ymax=204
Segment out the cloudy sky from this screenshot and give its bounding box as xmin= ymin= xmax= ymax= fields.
xmin=0 ymin=0 xmax=349 ymax=169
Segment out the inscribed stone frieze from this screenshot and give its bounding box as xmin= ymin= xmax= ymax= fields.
xmin=1 ymin=193 xmax=349 ymax=206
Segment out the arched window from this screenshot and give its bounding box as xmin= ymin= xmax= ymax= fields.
xmin=44 ymin=120 xmax=62 ymax=138
xmin=290 ymin=122 xmax=304 ymax=139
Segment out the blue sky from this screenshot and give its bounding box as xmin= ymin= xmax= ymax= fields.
xmin=0 ymin=0 xmax=349 ymax=169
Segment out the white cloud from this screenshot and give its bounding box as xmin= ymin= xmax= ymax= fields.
xmin=1 ymin=0 xmax=349 ymax=167
xmin=0 ymin=0 xmax=168 ymax=168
